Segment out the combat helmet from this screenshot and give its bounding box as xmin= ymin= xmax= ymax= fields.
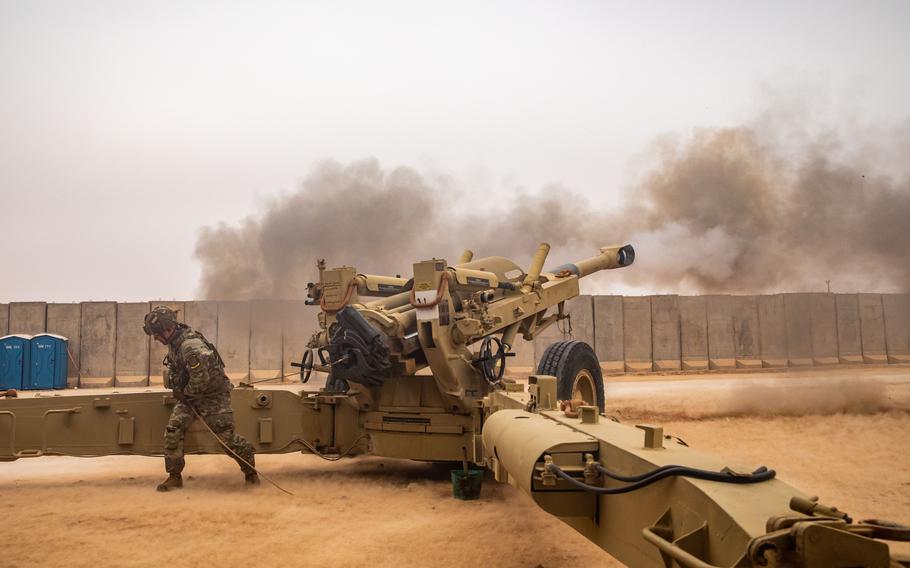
xmin=143 ymin=306 xmax=179 ymax=336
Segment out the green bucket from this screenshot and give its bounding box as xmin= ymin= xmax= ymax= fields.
xmin=451 ymin=469 xmax=484 ymax=500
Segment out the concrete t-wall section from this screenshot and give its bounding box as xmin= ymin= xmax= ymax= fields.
xmin=883 ymin=293 xmax=910 ymax=364
xmin=809 ymin=294 xmax=839 ymax=366
xmin=835 ymin=294 xmax=863 ymax=364
xmin=79 ymin=302 xmax=117 ymax=388
xmin=705 ymin=295 xmax=736 ymax=370
xmin=9 ymin=302 xmax=46 ymax=335
xmin=46 ymin=303 xmax=82 ymax=387
xmin=9 ymin=292 xmax=910 ymax=391
xmin=115 ymin=302 xmax=150 ymax=387
xmin=185 ymin=301 xmax=219 ymax=344
xmin=508 ymin=335 xmax=536 ymax=370
xmin=594 ymin=296 xmax=624 ymax=373
xmin=732 ymin=296 xmax=761 ymax=369
xmin=858 ymin=294 xmax=888 ymax=364
xmin=250 ymin=300 xmax=284 ymax=381
xmin=622 ymin=296 xmax=652 ymax=372
xmin=757 ymin=295 xmax=787 ymax=368
xmin=650 ymin=295 xmax=681 ymax=371
xmin=218 ymin=301 xmax=251 ymax=383
xmin=678 ymin=296 xmax=708 ymax=370
xmin=783 ymin=294 xmax=814 ymax=367
xmin=533 ymin=295 xmax=594 ymax=367
xmin=149 ymin=301 xmax=185 ymax=386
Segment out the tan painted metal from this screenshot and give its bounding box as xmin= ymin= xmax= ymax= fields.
xmin=483 ymin=388 xmax=904 ymax=567
xmin=0 ymin=388 xmax=363 ymax=460
xmin=306 ymin=242 xmax=629 ymax=419
xmin=2 ymin=243 xmax=905 ymax=566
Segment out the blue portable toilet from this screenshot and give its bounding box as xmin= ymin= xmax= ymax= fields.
xmin=0 ymin=334 xmax=32 ymax=391
xmin=28 ymin=334 xmax=69 ymax=390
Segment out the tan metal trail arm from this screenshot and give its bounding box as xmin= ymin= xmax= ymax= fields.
xmin=0 ymin=389 xmax=363 ymax=461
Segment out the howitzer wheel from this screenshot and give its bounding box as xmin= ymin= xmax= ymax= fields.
xmin=536 ymin=340 xmax=605 ymax=412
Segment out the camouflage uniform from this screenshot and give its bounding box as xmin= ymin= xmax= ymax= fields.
xmin=162 ymin=324 xmax=256 ymax=477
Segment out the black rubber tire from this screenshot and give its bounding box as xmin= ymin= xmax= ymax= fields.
xmin=536 ymin=340 xmax=605 ymax=412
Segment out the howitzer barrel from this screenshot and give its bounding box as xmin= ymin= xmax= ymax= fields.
xmin=551 ymin=244 xmax=635 ymax=278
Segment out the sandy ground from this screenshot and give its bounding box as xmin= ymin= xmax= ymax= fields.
xmin=2 ymin=366 xmax=909 ymax=567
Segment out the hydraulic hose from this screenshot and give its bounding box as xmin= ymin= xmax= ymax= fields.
xmin=546 ymin=463 xmax=775 ymax=495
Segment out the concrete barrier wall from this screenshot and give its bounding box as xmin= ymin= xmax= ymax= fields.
xmin=809 ymin=293 xmax=839 ymax=365
xmin=835 ymin=294 xmax=863 ymax=363
xmin=732 ymin=296 xmax=761 ymax=369
xmin=678 ymin=296 xmax=708 ymax=371
xmin=218 ymin=301 xmax=251 ymax=383
xmin=7 ymin=292 xmax=910 ymax=390
xmin=508 ymin=337 xmax=536 ymax=370
xmin=651 ymin=295 xmax=681 ymax=371
xmin=622 ymin=297 xmax=652 ymax=372
xmin=185 ymin=301 xmax=219 ymax=344
xmin=858 ymin=294 xmax=888 ymax=364
xmin=250 ymin=300 xmax=284 ymax=381
xmin=706 ymin=295 xmax=735 ymax=370
xmin=594 ymin=296 xmax=624 ymax=372
xmin=46 ymin=303 xmax=82 ymax=387
xmin=80 ymin=302 xmax=117 ymax=387
xmin=883 ymin=293 xmax=910 ymax=363
xmin=784 ymin=294 xmax=813 ymax=366
xmin=9 ymin=302 xmax=46 ymax=335
xmin=115 ymin=302 xmax=150 ymax=387
xmin=757 ymin=295 xmax=787 ymax=367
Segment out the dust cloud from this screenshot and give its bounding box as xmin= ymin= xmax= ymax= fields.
xmin=195 ymin=106 xmax=910 ymax=299
xmin=606 ymin=373 xmax=909 ymax=423
xmin=713 ymin=377 xmax=890 ymax=417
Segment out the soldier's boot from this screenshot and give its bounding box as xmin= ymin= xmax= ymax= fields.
xmin=156 ymin=474 xmax=183 ymax=492
xmin=241 ymin=452 xmax=259 ymax=486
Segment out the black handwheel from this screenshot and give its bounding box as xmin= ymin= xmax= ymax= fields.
xmin=290 ymin=349 xmax=314 ymax=383
xmin=536 ymin=340 xmax=605 ymax=412
xmin=477 ymin=336 xmax=509 ymax=384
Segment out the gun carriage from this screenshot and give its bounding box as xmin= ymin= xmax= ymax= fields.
xmin=1 ymin=243 xmax=907 ymax=567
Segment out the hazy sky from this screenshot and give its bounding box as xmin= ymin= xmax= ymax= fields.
xmin=1 ymin=0 xmax=908 ymax=302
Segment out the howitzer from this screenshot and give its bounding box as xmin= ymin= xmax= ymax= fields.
xmin=302 ymin=242 xmax=634 ymax=414
xmin=1 ymin=243 xmax=908 ymax=567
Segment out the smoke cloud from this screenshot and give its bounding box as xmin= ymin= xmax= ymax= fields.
xmin=194 ymin=160 xmax=598 ymax=299
xmin=621 ymin=123 xmax=910 ymax=293
xmin=195 ymin=110 xmax=910 ymax=299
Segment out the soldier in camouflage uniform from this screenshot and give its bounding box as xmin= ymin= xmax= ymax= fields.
xmin=143 ymin=306 xmax=258 ymax=491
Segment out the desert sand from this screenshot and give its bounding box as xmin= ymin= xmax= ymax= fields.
xmin=2 ymin=366 xmax=908 ymax=567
